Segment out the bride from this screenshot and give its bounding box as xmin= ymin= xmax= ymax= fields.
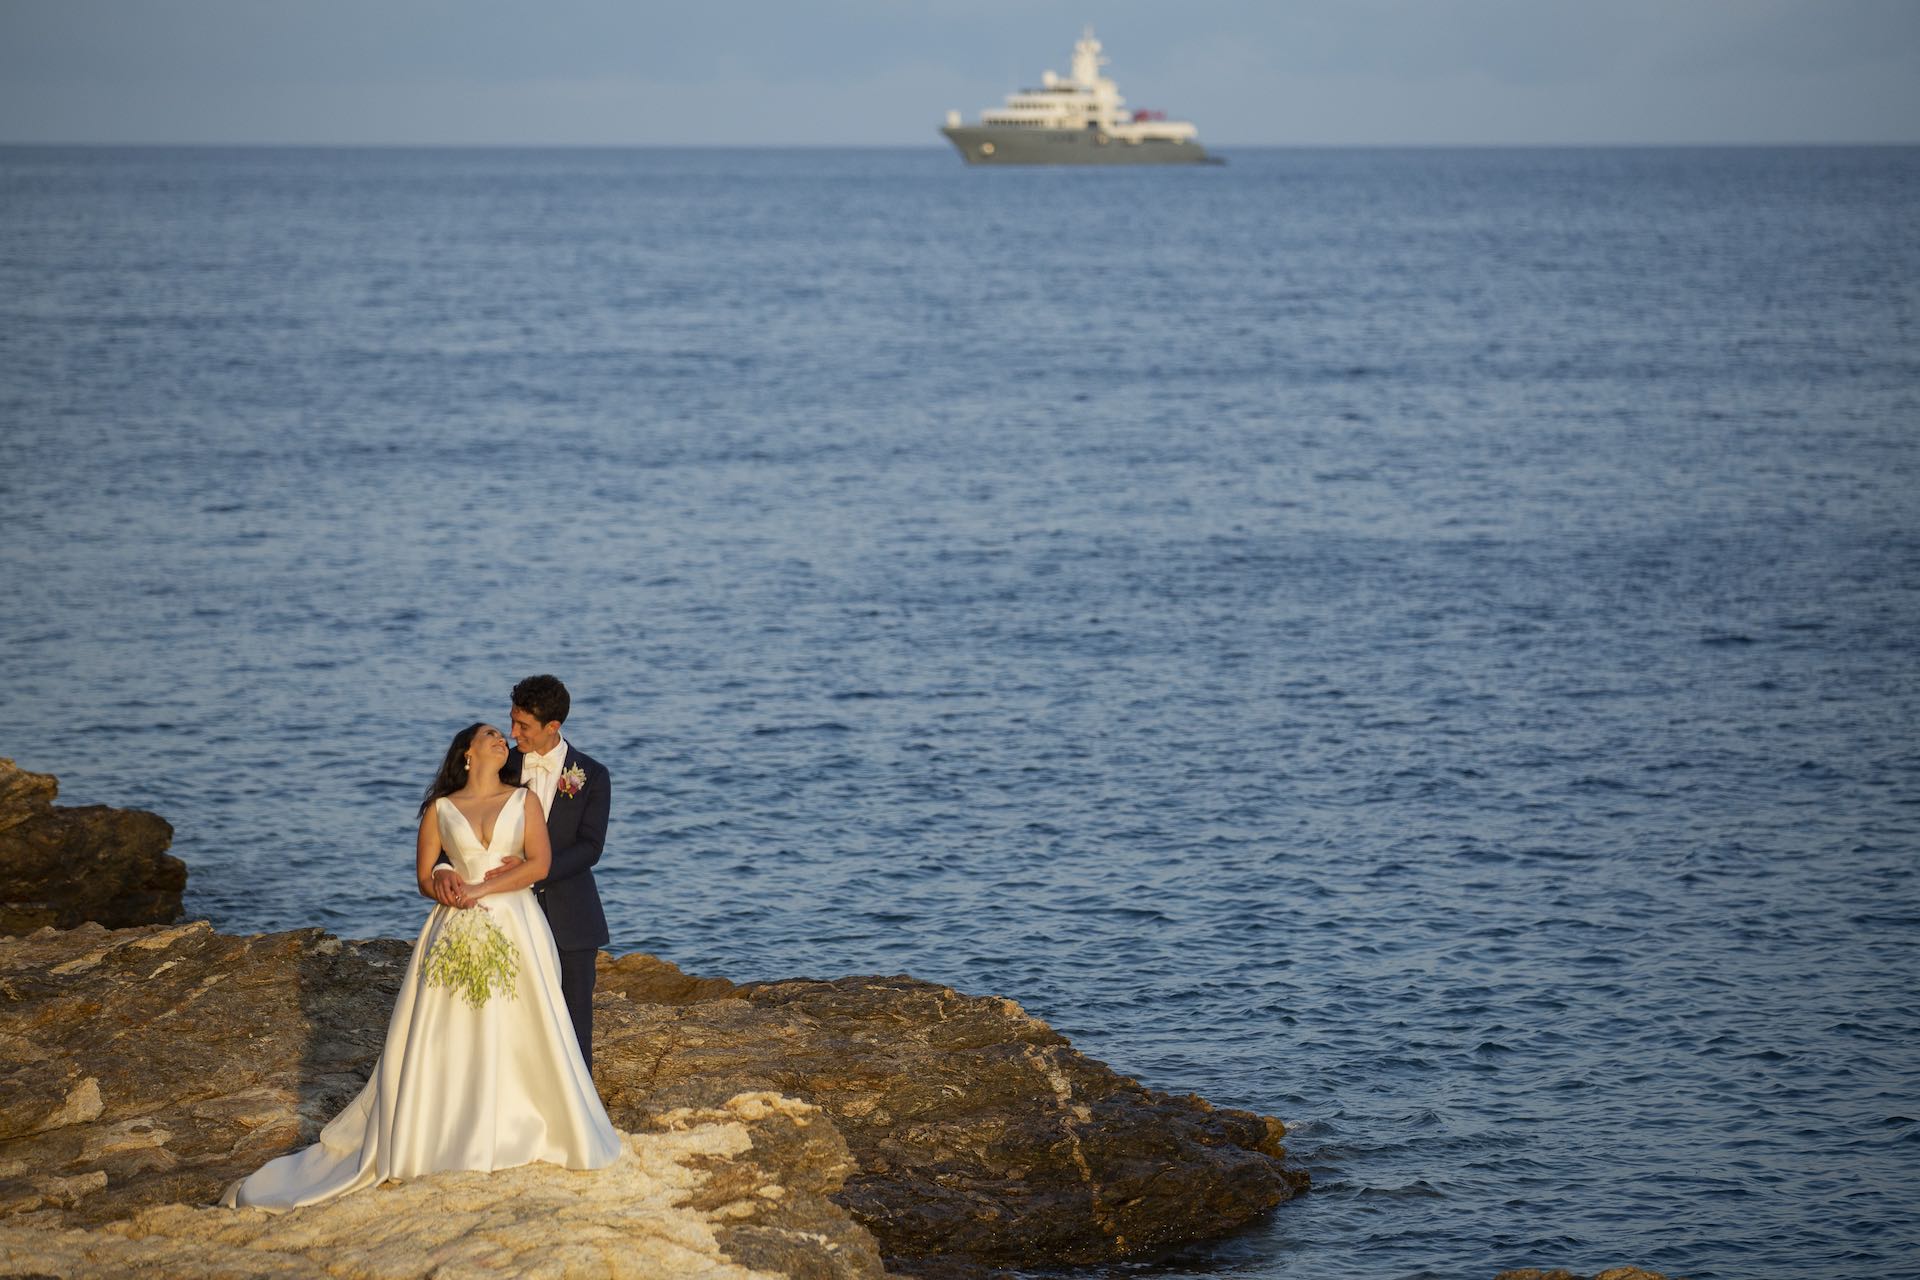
xmin=223 ymin=722 xmax=621 ymax=1210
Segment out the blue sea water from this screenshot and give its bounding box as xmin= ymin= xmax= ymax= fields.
xmin=3 ymin=145 xmax=1918 ymax=1279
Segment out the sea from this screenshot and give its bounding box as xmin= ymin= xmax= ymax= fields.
xmin=3 ymin=146 xmax=1917 ymax=1280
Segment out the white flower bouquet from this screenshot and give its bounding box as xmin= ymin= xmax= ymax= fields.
xmin=422 ymin=907 xmax=521 ymax=1008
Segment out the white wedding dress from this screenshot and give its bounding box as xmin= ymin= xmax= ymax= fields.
xmin=223 ymin=789 xmax=621 ymax=1210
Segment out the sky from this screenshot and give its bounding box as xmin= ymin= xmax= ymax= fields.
xmin=2 ymin=0 xmax=1918 ymax=146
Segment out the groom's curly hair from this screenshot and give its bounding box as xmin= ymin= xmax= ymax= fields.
xmin=512 ymin=674 xmax=570 ymax=727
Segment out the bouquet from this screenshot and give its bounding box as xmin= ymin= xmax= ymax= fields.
xmin=421 ymin=907 xmax=521 ymax=1008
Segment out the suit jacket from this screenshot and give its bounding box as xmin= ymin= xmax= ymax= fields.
xmin=438 ymin=743 xmax=611 ymax=952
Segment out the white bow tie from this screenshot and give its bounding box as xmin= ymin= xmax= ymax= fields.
xmin=522 ymin=755 xmax=558 ymax=775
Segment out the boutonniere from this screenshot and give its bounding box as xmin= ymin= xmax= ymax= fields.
xmin=557 ymin=763 xmax=587 ymax=799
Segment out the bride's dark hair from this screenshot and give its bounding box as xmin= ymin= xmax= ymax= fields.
xmin=419 ymin=723 xmax=489 ymax=817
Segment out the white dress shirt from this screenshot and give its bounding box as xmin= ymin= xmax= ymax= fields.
xmin=519 ymin=738 xmax=568 ymax=818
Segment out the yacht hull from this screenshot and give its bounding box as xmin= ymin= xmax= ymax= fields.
xmin=941 ymin=127 xmax=1214 ymax=166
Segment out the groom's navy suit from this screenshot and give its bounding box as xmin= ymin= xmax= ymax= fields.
xmin=509 ymin=744 xmax=610 ymax=1071
xmin=439 ymin=743 xmax=610 ymax=1070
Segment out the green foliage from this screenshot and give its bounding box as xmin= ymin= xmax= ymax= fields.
xmin=421 ymin=907 xmax=521 ymax=1009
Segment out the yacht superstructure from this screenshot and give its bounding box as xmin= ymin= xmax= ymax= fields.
xmin=940 ymin=29 xmax=1214 ymax=165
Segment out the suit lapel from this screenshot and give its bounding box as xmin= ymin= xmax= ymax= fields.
xmin=545 ymin=745 xmax=580 ymax=840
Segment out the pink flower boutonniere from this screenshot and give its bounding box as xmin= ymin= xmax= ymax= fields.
xmin=557 ymin=764 xmax=587 ymax=799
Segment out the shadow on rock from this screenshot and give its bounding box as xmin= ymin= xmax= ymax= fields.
xmin=0 ymin=922 xmax=405 ymax=1222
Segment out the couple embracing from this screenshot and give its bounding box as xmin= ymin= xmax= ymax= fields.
xmin=224 ymin=675 xmax=621 ymax=1210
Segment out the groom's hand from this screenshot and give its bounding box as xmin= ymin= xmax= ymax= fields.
xmin=482 ymin=859 xmax=524 ymax=883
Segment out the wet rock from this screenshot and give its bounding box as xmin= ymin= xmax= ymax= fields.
xmin=1495 ymin=1269 xmax=1679 ymax=1280
xmin=595 ymin=958 xmax=1307 ymax=1273
xmin=0 ymin=759 xmax=184 ymax=934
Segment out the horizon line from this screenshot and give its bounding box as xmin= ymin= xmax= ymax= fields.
xmin=4 ymin=139 xmax=1918 ymax=150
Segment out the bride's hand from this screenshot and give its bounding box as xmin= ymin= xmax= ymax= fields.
xmin=425 ymin=872 xmax=481 ymax=910
xmin=428 ymin=867 xmax=472 ymax=909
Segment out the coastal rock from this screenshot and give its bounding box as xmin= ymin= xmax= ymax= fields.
xmin=0 ymin=924 xmax=880 ymax=1277
xmin=0 ymin=759 xmax=184 ymax=934
xmin=595 ymin=957 xmax=1307 ymax=1273
xmin=0 ymin=923 xmax=1302 ymax=1275
xmin=0 ymin=921 xmax=409 ymax=1221
xmin=0 ymin=1093 xmax=886 ymax=1279
xmin=1495 ymin=1270 xmax=1678 ymax=1280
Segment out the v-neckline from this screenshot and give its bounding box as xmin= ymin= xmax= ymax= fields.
xmin=447 ymin=790 xmax=517 ymax=848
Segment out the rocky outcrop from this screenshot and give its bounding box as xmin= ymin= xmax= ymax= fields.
xmin=0 ymin=1093 xmax=886 ymax=1279
xmin=0 ymin=922 xmax=411 ymax=1220
xmin=0 ymin=759 xmax=184 ymax=934
xmin=0 ymin=921 xmax=1305 ymax=1276
xmin=0 ymin=924 xmax=881 ymax=1278
xmin=595 ymin=957 xmax=1306 ymax=1273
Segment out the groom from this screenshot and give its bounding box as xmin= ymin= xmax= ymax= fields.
xmin=433 ymin=674 xmax=611 ymax=1070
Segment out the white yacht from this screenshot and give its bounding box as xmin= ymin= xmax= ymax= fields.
xmin=941 ymin=28 xmax=1216 ymax=165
